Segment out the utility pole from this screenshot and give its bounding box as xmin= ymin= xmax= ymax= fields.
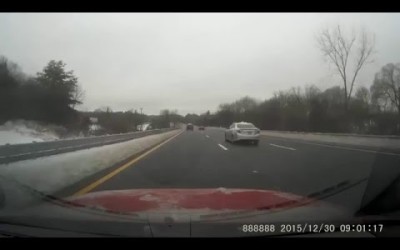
xmin=140 ymin=108 xmax=144 ymax=129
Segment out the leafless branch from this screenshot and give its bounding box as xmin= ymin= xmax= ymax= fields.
xmin=317 ymin=25 xmax=375 ymax=110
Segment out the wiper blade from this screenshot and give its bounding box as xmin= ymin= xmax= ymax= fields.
xmin=257 ymin=178 xmax=368 ymax=210
xmin=198 ymin=178 xmax=369 ymax=222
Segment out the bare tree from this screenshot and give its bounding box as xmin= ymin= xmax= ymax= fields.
xmin=317 ymin=25 xmax=375 ymax=111
xmin=96 ymin=106 xmax=112 ymax=113
xmin=233 ymin=96 xmax=259 ymax=113
xmin=304 ymin=84 xmax=321 ymax=104
xmin=355 ymin=86 xmax=371 ymax=105
xmin=289 ymin=86 xmax=303 ymax=104
xmin=370 ymin=63 xmax=400 ymax=114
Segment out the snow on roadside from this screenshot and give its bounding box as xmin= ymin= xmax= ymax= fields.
xmin=0 ymin=131 xmax=47 ymax=145
xmin=0 ymin=120 xmax=60 ymax=145
xmin=0 ymin=130 xmax=180 ymax=196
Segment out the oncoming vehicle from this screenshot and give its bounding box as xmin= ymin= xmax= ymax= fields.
xmin=186 ymin=123 xmax=194 ymax=131
xmin=225 ymin=122 xmax=260 ymax=145
xmin=198 ymin=126 xmax=205 ymax=131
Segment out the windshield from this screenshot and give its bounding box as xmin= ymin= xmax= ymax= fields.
xmin=1 ymin=13 xmax=400 ymax=238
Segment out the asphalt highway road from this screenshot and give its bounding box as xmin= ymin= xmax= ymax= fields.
xmin=70 ymin=127 xmax=400 ymax=209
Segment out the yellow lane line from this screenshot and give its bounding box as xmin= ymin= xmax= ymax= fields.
xmin=71 ymin=130 xmax=184 ymax=197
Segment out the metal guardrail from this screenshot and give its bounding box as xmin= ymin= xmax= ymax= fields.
xmin=0 ymin=128 xmax=178 ymax=164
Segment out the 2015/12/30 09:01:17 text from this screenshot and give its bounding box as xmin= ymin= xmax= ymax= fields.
xmin=240 ymin=224 xmax=384 ymax=234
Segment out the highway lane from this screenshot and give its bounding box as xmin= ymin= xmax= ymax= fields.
xmin=194 ymin=128 xmax=376 ymax=193
xmin=73 ymin=127 xmax=400 ymax=210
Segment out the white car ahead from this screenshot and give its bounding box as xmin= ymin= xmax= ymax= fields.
xmin=224 ymin=122 xmax=260 ymax=145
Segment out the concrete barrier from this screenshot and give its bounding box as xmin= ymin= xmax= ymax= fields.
xmin=261 ymin=130 xmax=400 ymax=151
xmin=263 ymin=130 xmax=400 ymax=138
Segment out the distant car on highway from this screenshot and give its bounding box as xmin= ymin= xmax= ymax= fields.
xmin=225 ymin=122 xmax=260 ymax=145
xmin=186 ymin=123 xmax=194 ymax=131
xmin=198 ymin=126 xmax=205 ymax=131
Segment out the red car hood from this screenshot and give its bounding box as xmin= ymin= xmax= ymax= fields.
xmin=0 ymin=187 xmax=357 ymax=236
xmin=68 ymin=188 xmax=310 ymax=213
xmin=64 ymin=188 xmax=352 ymax=222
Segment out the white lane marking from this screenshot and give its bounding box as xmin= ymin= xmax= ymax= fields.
xmin=205 ymin=135 xmax=210 ymax=138
xmin=263 ymin=135 xmax=400 ymax=156
xmin=269 ymin=143 xmax=296 ymax=151
xmin=289 ymin=140 xmax=400 ymax=157
xmin=218 ymin=144 xmax=228 ymax=151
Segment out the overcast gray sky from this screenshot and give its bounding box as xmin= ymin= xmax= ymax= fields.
xmin=1 ymin=13 xmax=400 ymax=115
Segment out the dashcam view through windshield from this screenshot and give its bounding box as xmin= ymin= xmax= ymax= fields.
xmin=0 ymin=13 xmax=400 ymax=237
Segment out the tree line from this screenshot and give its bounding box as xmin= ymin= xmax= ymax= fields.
xmin=185 ymin=25 xmax=400 ymax=135
xmin=0 ymin=55 xmax=183 ymax=136
xmin=188 ymin=66 xmax=400 ymax=135
xmin=81 ymin=108 xmax=185 ymax=135
xmin=2 ymin=25 xmax=399 ymax=135
xmin=83 ymin=107 xmax=148 ymax=135
xmin=0 ymin=56 xmax=88 ymax=135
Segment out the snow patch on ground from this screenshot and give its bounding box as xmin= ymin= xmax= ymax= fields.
xmin=0 ymin=131 xmax=46 ymax=145
xmin=0 ymin=130 xmax=180 ymax=196
xmin=0 ymin=120 xmax=61 ymax=145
